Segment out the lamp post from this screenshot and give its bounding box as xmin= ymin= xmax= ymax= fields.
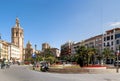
xmin=32 ymin=44 xmax=37 ymax=70
xmin=32 ymin=53 xmax=36 ymax=70
xmin=35 ymin=44 xmax=37 ymax=52
xmin=116 ymin=50 xmax=119 ymax=73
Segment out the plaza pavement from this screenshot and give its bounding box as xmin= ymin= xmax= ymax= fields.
xmin=0 ymin=64 xmax=120 ymax=81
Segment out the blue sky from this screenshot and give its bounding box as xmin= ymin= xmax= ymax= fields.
xmin=0 ymin=0 xmax=120 ymax=50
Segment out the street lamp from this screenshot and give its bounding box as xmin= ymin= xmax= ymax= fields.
xmin=35 ymin=44 xmax=37 ymax=52
xmin=32 ymin=53 xmax=36 ymax=70
xmin=116 ymin=50 xmax=119 ymax=73
xmin=31 ymin=44 xmax=37 ymax=70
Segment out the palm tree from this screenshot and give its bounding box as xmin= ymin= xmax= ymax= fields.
xmin=76 ymin=45 xmax=87 ymax=67
xmin=87 ymin=47 xmax=97 ymax=65
xmin=102 ymin=48 xmax=114 ymax=64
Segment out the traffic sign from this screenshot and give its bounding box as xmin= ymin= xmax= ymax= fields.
xmin=32 ymin=53 xmax=36 ymax=58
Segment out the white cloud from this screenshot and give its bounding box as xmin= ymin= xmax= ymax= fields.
xmin=109 ymin=22 xmax=120 ymax=27
xmin=102 ymin=22 xmax=120 ymax=33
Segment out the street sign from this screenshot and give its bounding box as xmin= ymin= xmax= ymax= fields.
xmin=32 ymin=53 xmax=36 ymax=58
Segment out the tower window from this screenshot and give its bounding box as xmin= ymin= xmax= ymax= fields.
xmin=20 ymin=33 xmax=22 ymax=37
xmin=16 ymin=32 xmax=18 ymax=36
xmin=12 ymin=32 xmax=15 ymax=37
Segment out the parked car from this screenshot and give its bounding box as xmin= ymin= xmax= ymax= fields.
xmin=114 ymin=61 xmax=120 ymax=67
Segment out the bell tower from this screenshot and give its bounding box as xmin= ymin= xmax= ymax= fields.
xmin=11 ymin=18 xmax=24 ymax=62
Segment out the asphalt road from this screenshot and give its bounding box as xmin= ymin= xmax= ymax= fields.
xmin=0 ymin=65 xmax=120 ymax=81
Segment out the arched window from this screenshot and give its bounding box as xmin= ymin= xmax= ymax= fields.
xmin=20 ymin=33 xmax=22 ymax=37
xmin=16 ymin=32 xmax=18 ymax=36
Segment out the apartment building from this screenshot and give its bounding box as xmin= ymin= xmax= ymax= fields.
xmin=71 ymin=41 xmax=82 ymax=54
xmin=103 ymin=28 xmax=120 ymax=52
xmin=8 ymin=43 xmax=20 ymax=62
xmin=84 ymin=34 xmax=102 ymax=54
xmin=0 ymin=40 xmax=21 ymax=62
xmin=0 ymin=40 xmax=9 ymax=60
xmin=72 ymin=35 xmax=102 ymax=55
xmin=50 ymin=48 xmax=60 ymax=57
xmin=61 ymin=41 xmax=74 ymax=56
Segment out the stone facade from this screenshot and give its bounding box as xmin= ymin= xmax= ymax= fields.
xmin=24 ymin=41 xmax=33 ymax=61
xmin=11 ymin=18 xmax=24 ymax=62
xmin=42 ymin=43 xmax=51 ymax=51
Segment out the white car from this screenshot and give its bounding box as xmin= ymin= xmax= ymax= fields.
xmin=114 ymin=61 xmax=120 ymax=67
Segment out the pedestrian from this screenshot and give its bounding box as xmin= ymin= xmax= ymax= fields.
xmin=1 ymin=59 xmax=5 ymax=69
